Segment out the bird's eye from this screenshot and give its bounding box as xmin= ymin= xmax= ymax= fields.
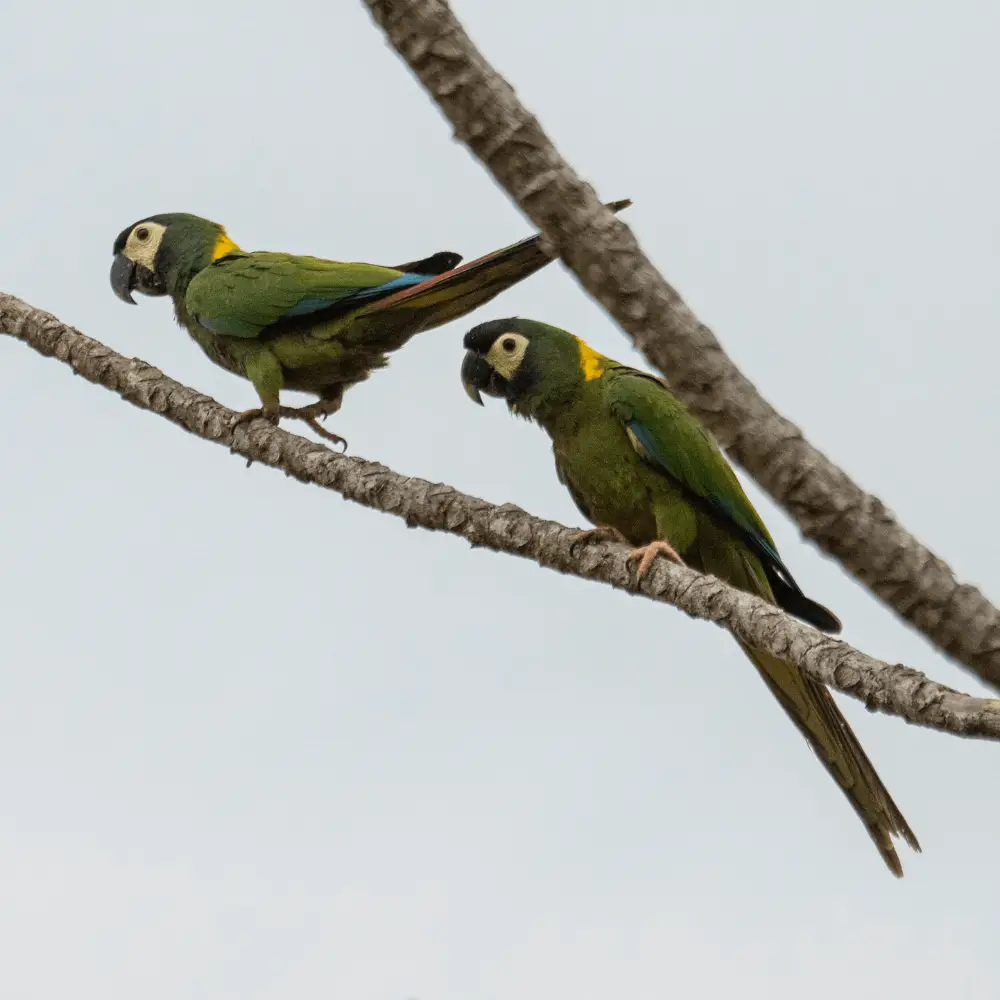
xmin=501 ymin=337 xmax=517 ymax=353
xmin=136 ymin=227 xmax=149 ymax=242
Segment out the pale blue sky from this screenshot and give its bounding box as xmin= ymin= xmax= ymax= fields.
xmin=1 ymin=2 xmax=998 ymax=997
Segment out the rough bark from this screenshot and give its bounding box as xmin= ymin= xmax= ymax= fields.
xmin=362 ymin=0 xmax=1000 ymax=692
xmin=2 ymin=290 xmax=998 ymax=743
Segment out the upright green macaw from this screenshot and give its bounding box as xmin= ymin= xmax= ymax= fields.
xmin=109 ymin=203 xmax=629 ymax=447
xmin=461 ymin=317 xmax=919 ymax=876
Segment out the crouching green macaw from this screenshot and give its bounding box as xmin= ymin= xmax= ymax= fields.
xmin=109 ymin=202 xmax=629 ymax=448
xmin=461 ymin=317 xmax=919 ymax=876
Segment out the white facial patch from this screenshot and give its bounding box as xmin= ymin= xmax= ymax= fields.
xmin=124 ymin=220 xmax=167 ymax=271
xmin=485 ymin=331 xmax=529 ymax=380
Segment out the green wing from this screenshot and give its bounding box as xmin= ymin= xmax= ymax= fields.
xmin=604 ymin=368 xmax=777 ymax=550
xmin=185 ymin=199 xmax=632 ymax=344
xmin=603 ymin=367 xmax=840 ymax=633
xmin=184 ymin=252 xmax=426 ymax=339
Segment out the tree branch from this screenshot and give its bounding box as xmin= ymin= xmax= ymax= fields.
xmin=361 ymin=0 xmax=1000 ymax=692
xmin=2 ymin=290 xmax=998 ymax=744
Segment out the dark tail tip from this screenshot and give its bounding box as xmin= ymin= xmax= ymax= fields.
xmin=803 ymin=599 xmax=842 ymax=635
xmin=393 ymin=250 xmax=463 ymax=275
xmin=769 ymin=570 xmax=842 ymax=633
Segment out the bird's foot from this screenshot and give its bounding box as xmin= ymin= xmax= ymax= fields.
xmin=229 ymin=399 xmax=346 ymax=451
xmin=627 ymin=540 xmax=686 ymax=582
xmin=569 ymin=524 xmax=630 ymax=558
xmin=277 ymin=403 xmax=348 ymax=452
xmin=301 ymin=416 xmax=348 ymax=451
xmin=287 ymin=398 xmax=342 ymax=420
xmin=231 ymin=406 xmax=278 ymax=432
xmin=229 ymin=407 xmax=279 ymax=466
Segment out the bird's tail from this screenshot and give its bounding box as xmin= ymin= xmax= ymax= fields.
xmin=352 ymin=199 xmax=632 ymax=346
xmin=740 ymin=643 xmax=920 ymax=876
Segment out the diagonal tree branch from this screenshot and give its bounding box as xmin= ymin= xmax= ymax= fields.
xmin=2 ymin=290 xmax=999 ymax=744
xmin=361 ymin=0 xmax=1000 ymax=692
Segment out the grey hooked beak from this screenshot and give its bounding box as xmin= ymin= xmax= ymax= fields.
xmin=460 ymin=350 xmax=491 ymax=405
xmin=110 ymin=253 xmax=137 ymax=304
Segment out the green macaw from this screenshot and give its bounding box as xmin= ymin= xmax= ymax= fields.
xmin=461 ymin=317 xmax=919 ymax=876
xmin=109 ymin=203 xmax=629 ymax=447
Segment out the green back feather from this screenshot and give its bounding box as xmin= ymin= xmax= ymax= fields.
xmin=185 ymin=253 xmax=409 ymax=339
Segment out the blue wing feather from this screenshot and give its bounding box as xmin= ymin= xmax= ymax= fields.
xmin=282 ymin=273 xmax=428 ymax=318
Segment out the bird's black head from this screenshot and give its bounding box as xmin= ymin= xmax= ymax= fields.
xmin=460 ymin=318 xmax=533 ymax=406
xmin=460 ymin=317 xmax=591 ymax=421
xmin=110 ymin=212 xmax=235 ymax=305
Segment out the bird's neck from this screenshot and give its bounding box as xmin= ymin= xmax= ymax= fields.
xmin=164 ymin=263 xmax=210 ymax=332
xmin=161 ymin=238 xmax=217 ymax=309
xmin=165 ymin=260 xmax=201 ymax=301
xmin=514 ymin=382 xmax=592 ymax=439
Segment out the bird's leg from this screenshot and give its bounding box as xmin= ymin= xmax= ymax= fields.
xmin=627 ymin=539 xmax=686 ymax=582
xmin=569 ymin=524 xmax=630 ymax=557
xmin=236 ymin=353 xmax=285 ymax=435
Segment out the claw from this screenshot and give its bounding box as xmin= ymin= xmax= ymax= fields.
xmin=627 ymin=539 xmax=685 ymax=582
xmin=301 ymin=417 xmax=348 ymax=452
xmin=274 ymin=401 xmax=347 ymax=451
xmin=569 ymin=524 xmax=629 ymax=558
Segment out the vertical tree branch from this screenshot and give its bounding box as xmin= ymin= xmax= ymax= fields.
xmin=363 ymin=0 xmax=1000 ymax=690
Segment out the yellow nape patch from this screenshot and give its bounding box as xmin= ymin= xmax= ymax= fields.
xmin=577 ymin=338 xmax=606 ymax=381
xmin=212 ymin=230 xmax=241 ymax=260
